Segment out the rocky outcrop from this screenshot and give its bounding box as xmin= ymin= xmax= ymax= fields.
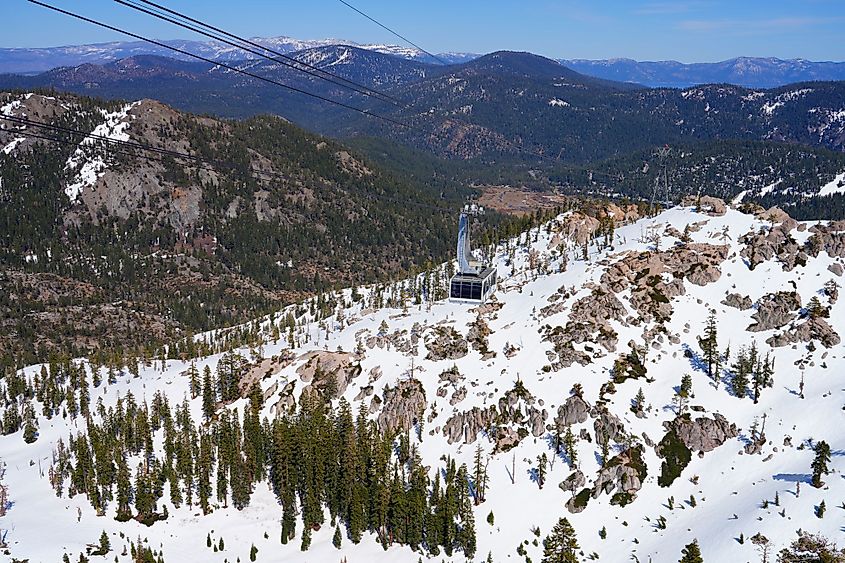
xmin=425 ymin=326 xmax=468 ymax=361
xmin=443 ymin=406 xmax=497 ymax=445
xmin=602 ymin=243 xmax=728 ymax=323
xmin=366 ymin=328 xmax=420 ymax=355
xmin=540 ymin=287 xmax=626 ymax=370
xmin=767 ymin=317 xmax=841 ymax=349
xmin=683 ymin=195 xmax=726 ymax=216
xmin=665 ymin=413 xmax=738 ymax=455
xmin=238 ymin=351 xmax=295 ymax=397
xmin=559 ymin=470 xmax=586 ymax=493
xmin=829 ymin=263 xmax=844 ymax=277
xmin=270 ymin=381 xmax=297 ymax=415
xmin=740 ymin=221 xmax=806 ymax=271
xmin=296 ymin=351 xmax=362 ymax=399
xmin=442 ymin=382 xmax=547 ymax=449
xmin=378 ymin=379 xmax=426 ymax=434
xmin=756 ymin=206 xmax=798 ymax=230
xmin=747 ymin=291 xmax=801 ymax=332
xmin=722 ymin=292 xmax=753 ymax=310
xmin=554 ymin=394 xmax=591 ymax=428
xmin=805 ymin=222 xmax=845 ymax=260
xmin=591 ymin=446 xmax=647 ymax=502
xmin=552 ymin=212 xmax=600 ymax=246
xmin=593 ymin=408 xmax=626 ymax=445
xmin=466 ymin=315 xmax=495 ymax=360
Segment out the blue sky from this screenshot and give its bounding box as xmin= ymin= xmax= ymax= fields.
xmin=5 ymin=0 xmax=843 ymax=62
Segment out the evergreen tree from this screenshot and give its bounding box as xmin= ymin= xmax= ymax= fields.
xmin=542 ymin=517 xmax=580 ymax=563
xmin=202 ymin=366 xmax=215 ymax=422
xmin=811 ymin=440 xmax=831 ymax=488
xmin=699 ymin=311 xmax=718 ymax=379
xmin=731 ymin=347 xmax=750 ymax=398
xmin=679 ymin=539 xmax=704 ymax=563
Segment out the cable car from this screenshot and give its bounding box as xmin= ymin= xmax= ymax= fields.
xmin=449 ymin=203 xmax=497 ymax=304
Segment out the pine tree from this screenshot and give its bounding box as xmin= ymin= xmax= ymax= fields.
xmin=632 ymin=387 xmax=646 ymax=415
xmin=679 ymin=539 xmax=704 ymax=563
xmin=699 ymin=310 xmax=718 ymax=379
xmin=542 ymin=517 xmax=580 ymax=563
xmin=731 ymin=347 xmax=750 ymax=398
xmin=201 ymin=366 xmax=215 ymax=422
xmin=22 ymin=402 xmax=38 ymax=444
xmin=333 ymin=525 xmax=342 ymax=549
xmin=811 ymin=440 xmax=831 ymax=488
xmin=537 ymin=453 xmax=548 ymax=489
xmin=188 ymin=362 xmax=201 ymax=399
xmin=563 ymin=425 xmax=577 ymax=468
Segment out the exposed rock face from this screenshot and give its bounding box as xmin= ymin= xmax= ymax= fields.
xmin=593 ymin=408 xmax=626 ymax=445
xmin=270 ymin=381 xmax=297 ymax=415
xmin=767 ymin=317 xmax=841 ymax=348
xmin=722 ymin=293 xmax=753 ymax=310
xmin=806 ymin=222 xmax=845 ymax=260
xmin=665 ymin=413 xmax=738 ymax=455
xmin=747 ymin=291 xmax=801 ymax=332
xmin=829 ymin=263 xmax=844 ymax=277
xmin=552 ymin=212 xmax=601 ymax=246
xmin=366 ymin=328 xmax=420 ymax=355
xmin=559 ymin=470 xmax=586 ymax=493
xmin=591 ymin=446 xmax=646 ymax=501
xmin=683 ymin=195 xmax=726 ymax=216
xmin=541 ymin=287 xmax=625 ymax=370
xmin=442 ymin=382 xmax=547 ymax=449
xmin=756 ymin=206 xmax=798 ymax=230
xmin=425 ymin=326 xmax=468 ymax=361
xmin=466 ymin=315 xmax=496 ymax=360
xmin=238 ymin=351 xmax=295 ymax=397
xmin=296 ymin=351 xmax=362 ymax=399
xmin=602 ymin=243 xmax=728 ymax=323
xmin=740 ymin=221 xmax=806 ymax=271
xmin=554 ymin=394 xmax=591 ymax=428
xmin=443 ymin=406 xmax=497 ymax=445
xmin=378 ymin=379 xmax=426 ymax=434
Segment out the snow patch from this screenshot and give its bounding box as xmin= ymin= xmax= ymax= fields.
xmin=1 ymin=137 xmax=26 ymax=155
xmin=63 ymin=101 xmax=140 ymax=203
xmin=548 ymin=98 xmax=570 ymax=107
xmin=818 ymin=171 xmax=845 ymax=197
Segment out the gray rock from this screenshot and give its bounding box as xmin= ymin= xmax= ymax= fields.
xmin=767 ymin=317 xmax=841 ymax=349
xmin=747 ymin=291 xmax=801 ymax=332
xmin=378 ymin=379 xmax=426 ymax=434
xmin=722 ymin=292 xmax=753 ymax=310
xmin=425 ymin=326 xmax=468 ymax=361
xmin=559 ymin=470 xmax=586 ymax=493
xmin=555 ymin=395 xmax=591 ymax=428
xmin=665 ymin=413 xmax=738 ymax=454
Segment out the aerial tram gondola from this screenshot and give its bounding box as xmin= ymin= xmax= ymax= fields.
xmin=449 ymin=203 xmax=497 ymax=304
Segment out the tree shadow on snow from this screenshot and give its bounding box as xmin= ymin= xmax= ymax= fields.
xmin=773 ymin=473 xmax=812 ymax=496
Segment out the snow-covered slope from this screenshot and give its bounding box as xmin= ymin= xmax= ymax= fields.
xmin=1 ymin=203 xmax=844 ymax=562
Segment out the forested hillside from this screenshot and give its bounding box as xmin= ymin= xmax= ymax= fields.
xmin=0 ymin=90 xmax=473 ymax=365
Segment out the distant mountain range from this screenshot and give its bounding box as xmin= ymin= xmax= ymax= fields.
xmin=4 ymin=47 xmax=844 ymax=164
xmin=0 ymin=36 xmax=476 ymax=74
xmin=562 ymin=57 xmax=845 ymax=89
xmin=1 ymin=36 xmax=843 ymax=88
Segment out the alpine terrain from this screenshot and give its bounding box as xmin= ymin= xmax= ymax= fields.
xmin=0 ymin=198 xmax=844 ymax=562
